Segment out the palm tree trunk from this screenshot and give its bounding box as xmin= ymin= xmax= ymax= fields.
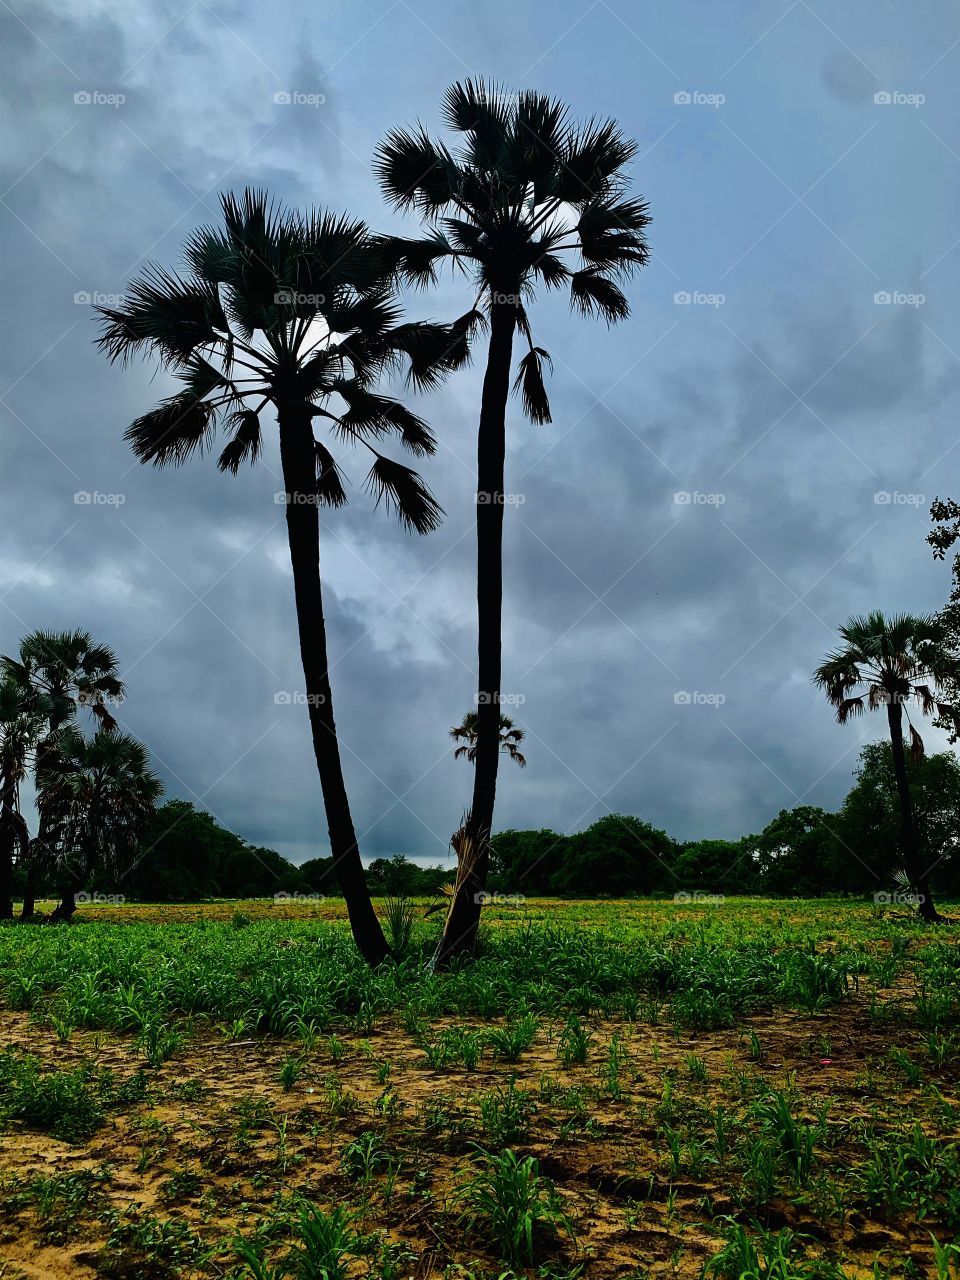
xmin=433 ymin=288 xmax=517 ymax=968
xmin=20 ymin=864 xmax=35 ymax=920
xmin=50 ymin=883 xmax=76 ymax=922
xmin=278 ymin=402 xmax=389 ymax=967
xmin=887 ymin=700 xmax=939 ymax=922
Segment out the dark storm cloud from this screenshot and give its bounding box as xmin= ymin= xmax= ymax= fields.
xmin=3 ymin=0 xmax=959 ymax=870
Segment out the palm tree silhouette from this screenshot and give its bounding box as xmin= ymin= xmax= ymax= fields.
xmin=451 ymin=710 xmax=526 ymax=768
xmin=0 ymin=678 xmax=46 ymax=919
xmin=376 ymin=80 xmax=651 ymax=962
xmin=813 ymin=612 xmax=960 ymax=922
xmin=3 ymin=629 xmax=123 ymax=918
xmin=97 ymin=189 xmax=463 ymax=965
xmin=41 ymin=728 xmax=163 ymax=921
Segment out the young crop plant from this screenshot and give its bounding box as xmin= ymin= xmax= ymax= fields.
xmin=457 ymin=1147 xmax=574 ymax=1266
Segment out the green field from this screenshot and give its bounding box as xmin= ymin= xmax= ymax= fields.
xmin=0 ymin=899 xmax=958 ymax=1279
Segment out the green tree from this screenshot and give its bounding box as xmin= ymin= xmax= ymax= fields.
xmin=450 ymin=710 xmax=526 ymax=768
xmin=752 ymin=806 xmax=837 ymax=897
xmin=837 ymin=743 xmax=960 ymax=897
xmin=552 ymin=815 xmax=674 ymax=896
xmin=489 ymin=828 xmax=565 ymax=895
xmin=672 ymin=838 xmax=756 ymax=896
xmin=813 ymin=612 xmax=960 ymax=920
xmin=39 ymin=728 xmax=163 ymax=920
xmin=376 ymin=80 xmax=651 ymax=963
xmin=97 ymin=189 xmax=463 ymax=966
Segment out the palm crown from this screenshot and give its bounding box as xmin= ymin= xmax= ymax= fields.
xmin=451 ymin=710 xmax=526 ymax=768
xmin=375 ymin=79 xmax=651 ymax=421
xmin=813 ymin=611 xmax=960 ymax=758
xmin=96 ymin=188 xmax=465 ymax=533
xmin=38 ymin=727 xmax=163 ymax=881
xmin=2 ymin=629 xmax=123 ymax=735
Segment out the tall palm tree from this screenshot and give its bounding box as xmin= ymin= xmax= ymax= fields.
xmin=376 ymin=80 xmax=651 ymax=963
xmin=451 ymin=710 xmax=526 ymax=768
xmin=96 ymin=189 xmax=464 ymax=966
xmin=0 ymin=679 xmax=47 ymax=919
xmin=813 ymin=612 xmax=960 ymax=922
xmin=39 ymin=728 xmax=163 ymax=921
xmin=2 ymin=629 xmax=123 ymax=918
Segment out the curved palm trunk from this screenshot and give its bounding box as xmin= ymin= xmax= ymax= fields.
xmin=433 ymin=291 xmax=517 ymax=968
xmin=49 ymin=884 xmax=77 ymax=922
xmin=886 ymin=700 xmax=939 ymax=922
xmin=278 ymin=403 xmax=389 ymax=966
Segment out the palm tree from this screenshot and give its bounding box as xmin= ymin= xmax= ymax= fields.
xmin=96 ymin=189 xmax=464 ymax=966
xmin=40 ymin=728 xmax=163 ymax=921
xmin=0 ymin=679 xmax=47 ymax=919
xmin=2 ymin=629 xmax=123 ymax=918
xmin=813 ymin=612 xmax=960 ymax=921
xmin=375 ymin=80 xmax=651 ymax=963
xmin=451 ymin=710 xmax=526 ymax=768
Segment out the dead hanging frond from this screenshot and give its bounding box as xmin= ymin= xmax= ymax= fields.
xmin=217 ymin=409 xmax=262 ymax=474
xmin=364 ymin=453 xmax=444 ymax=533
xmin=836 ymin=696 xmax=864 ymax=723
xmin=512 ymin=347 xmax=553 ymax=424
xmin=909 ymin=724 xmax=925 ymax=765
xmin=314 ymin=440 xmax=348 ymax=508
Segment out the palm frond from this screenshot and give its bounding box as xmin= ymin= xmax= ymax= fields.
xmin=512 ymin=347 xmax=553 ymax=424
xmin=217 ymin=409 xmax=262 ymax=474
xmin=314 ymin=441 xmax=348 ymax=508
xmin=125 ymin=394 xmax=217 ymax=467
xmin=909 ymin=724 xmax=925 ymax=765
xmin=364 ymin=454 xmax=443 ymax=534
xmin=569 ymin=269 xmax=630 ymax=324
xmin=375 ymin=127 xmax=459 ymax=212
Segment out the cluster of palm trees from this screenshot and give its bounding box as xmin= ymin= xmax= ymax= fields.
xmin=97 ymin=80 xmax=651 ymax=966
xmin=815 ymin=612 xmax=960 ymax=921
xmin=0 ymin=630 xmax=163 ymax=921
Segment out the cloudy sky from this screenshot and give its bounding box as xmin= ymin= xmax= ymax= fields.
xmin=3 ymin=0 xmax=960 ymax=875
